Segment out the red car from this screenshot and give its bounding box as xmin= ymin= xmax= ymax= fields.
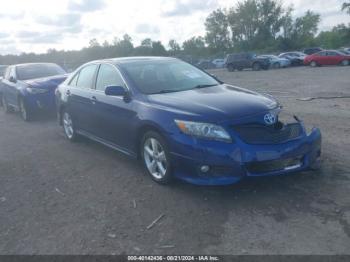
xmin=304 ymin=50 xmax=350 ymax=67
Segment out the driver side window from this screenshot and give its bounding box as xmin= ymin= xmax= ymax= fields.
xmin=95 ymin=64 xmax=125 ymax=92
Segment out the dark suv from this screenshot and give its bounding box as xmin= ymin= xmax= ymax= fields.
xmin=225 ymin=53 xmax=270 ymax=71
xmin=303 ymin=47 xmax=323 ymax=55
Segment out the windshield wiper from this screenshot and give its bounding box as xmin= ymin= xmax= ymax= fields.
xmin=155 ymin=89 xmax=181 ymax=94
xmin=192 ymin=84 xmax=219 ymax=89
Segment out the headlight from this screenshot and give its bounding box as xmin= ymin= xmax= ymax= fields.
xmin=304 ymin=124 xmax=315 ymax=136
xmin=175 ymin=120 xmax=232 ymax=143
xmin=26 ymin=87 xmax=48 ymax=94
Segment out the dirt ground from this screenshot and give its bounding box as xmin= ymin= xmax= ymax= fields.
xmin=0 ymin=66 xmax=349 ymax=255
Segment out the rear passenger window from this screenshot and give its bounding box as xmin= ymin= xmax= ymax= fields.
xmin=76 ymin=64 xmax=98 ymax=89
xmin=95 ymin=64 xmax=125 ymax=91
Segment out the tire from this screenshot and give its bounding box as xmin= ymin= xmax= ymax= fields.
xmin=310 ymin=61 xmax=317 ymax=67
xmin=252 ymin=63 xmax=261 ymax=71
xmin=237 ymin=67 xmax=243 ymax=71
xmin=227 ymin=64 xmax=235 ymax=72
xmin=62 ymin=110 xmax=78 ymax=141
xmin=19 ymin=98 xmax=32 ymax=122
xmin=2 ymin=95 xmax=13 ymax=113
xmin=273 ymin=62 xmax=281 ymax=69
xmin=341 ymin=60 xmax=349 ymax=66
xmin=141 ymin=131 xmax=172 ymax=185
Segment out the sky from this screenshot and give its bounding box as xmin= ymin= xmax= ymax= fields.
xmin=0 ymin=0 xmax=349 ymax=55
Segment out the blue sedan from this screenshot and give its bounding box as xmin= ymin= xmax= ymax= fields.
xmin=1 ymin=63 xmax=67 ymax=121
xmin=56 ymin=57 xmax=321 ymax=185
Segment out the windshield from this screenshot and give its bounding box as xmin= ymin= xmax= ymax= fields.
xmin=120 ymin=60 xmax=219 ymax=94
xmin=16 ymin=64 xmax=66 ymax=81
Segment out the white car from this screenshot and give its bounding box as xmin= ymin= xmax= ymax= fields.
xmin=211 ymin=59 xmax=226 ymax=68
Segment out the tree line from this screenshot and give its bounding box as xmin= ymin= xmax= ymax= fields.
xmin=0 ymin=0 xmax=349 ymax=69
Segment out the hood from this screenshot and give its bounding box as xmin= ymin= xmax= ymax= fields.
xmin=24 ymin=74 xmax=68 ymax=91
xmin=148 ymin=84 xmax=278 ymax=122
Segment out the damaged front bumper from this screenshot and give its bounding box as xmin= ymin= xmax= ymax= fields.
xmin=167 ymin=120 xmax=322 ymax=186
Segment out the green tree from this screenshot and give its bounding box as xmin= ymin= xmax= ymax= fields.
xmin=292 ymin=10 xmax=320 ymax=48
xmin=182 ymin=36 xmax=206 ymax=57
xmin=151 ymin=41 xmax=167 ymax=56
xmin=342 ymin=2 xmax=350 ymax=14
xmin=205 ymin=8 xmax=231 ymax=51
xmin=89 ymin=38 xmax=100 ymax=47
xmin=168 ymin=39 xmax=181 ymax=56
xmin=141 ymin=38 xmax=152 ymax=47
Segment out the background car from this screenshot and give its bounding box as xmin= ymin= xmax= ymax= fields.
xmin=279 ymin=52 xmax=306 ymax=66
xmin=211 ymin=58 xmax=226 ymax=68
xmin=258 ymin=55 xmax=291 ymax=68
xmin=56 ymin=57 xmax=321 ymax=186
xmin=304 ymin=50 xmax=350 ymax=67
xmin=0 ymin=65 xmax=8 ymax=107
xmin=303 ymin=47 xmax=323 ymax=55
xmin=225 ymin=52 xmax=270 ymax=71
xmin=196 ymin=59 xmax=216 ymax=70
xmin=1 ymin=63 xmax=67 ymax=121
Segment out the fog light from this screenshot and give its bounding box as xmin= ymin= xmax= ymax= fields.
xmin=200 ymin=165 xmax=210 ymax=173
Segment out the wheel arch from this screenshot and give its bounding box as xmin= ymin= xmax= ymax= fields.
xmin=135 ymin=122 xmax=169 ymax=159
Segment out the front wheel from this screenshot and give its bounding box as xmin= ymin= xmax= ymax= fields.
xmin=273 ymin=62 xmax=281 ymax=69
xmin=341 ymin=60 xmax=349 ymax=66
xmin=2 ymin=95 xmax=13 ymax=113
xmin=310 ymin=61 xmax=317 ymax=67
xmin=252 ymin=63 xmax=261 ymax=71
xmin=19 ymin=98 xmax=32 ymax=121
xmin=141 ymin=131 xmax=172 ymax=184
xmin=227 ymin=64 xmax=235 ymax=72
xmin=62 ymin=110 xmax=78 ymax=141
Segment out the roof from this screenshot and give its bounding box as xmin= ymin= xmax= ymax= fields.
xmin=92 ymin=56 xmax=177 ymax=65
xmin=12 ymin=62 xmax=58 ymax=67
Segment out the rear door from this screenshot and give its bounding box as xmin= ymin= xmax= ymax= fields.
xmin=326 ymin=51 xmax=341 ymax=65
xmin=91 ymin=63 xmax=136 ymax=150
xmin=67 ymin=64 xmax=99 ymax=133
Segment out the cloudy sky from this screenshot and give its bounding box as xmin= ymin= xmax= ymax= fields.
xmin=0 ymin=0 xmax=349 ymax=55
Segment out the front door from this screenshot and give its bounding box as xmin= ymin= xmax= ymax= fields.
xmin=91 ymin=63 xmax=136 ymax=151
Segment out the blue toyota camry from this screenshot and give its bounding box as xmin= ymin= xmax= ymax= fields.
xmin=56 ymin=57 xmax=321 ymax=185
xmin=1 ymin=63 xmax=67 ymax=121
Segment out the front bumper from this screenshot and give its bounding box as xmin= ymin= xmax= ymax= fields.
xmin=24 ymin=91 xmax=56 ymax=113
xmin=167 ymin=128 xmax=322 ymax=186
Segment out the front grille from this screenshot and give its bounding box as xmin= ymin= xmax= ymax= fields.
xmin=232 ymin=123 xmax=303 ymax=144
xmin=246 ymin=156 xmax=303 ymax=174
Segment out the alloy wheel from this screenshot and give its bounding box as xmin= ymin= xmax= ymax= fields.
xmin=143 ymin=138 xmax=167 ymax=180
xmin=19 ymin=99 xmax=28 ymax=120
xmin=310 ymin=61 xmax=317 ymax=67
xmin=341 ymin=60 xmax=349 ymax=66
xmin=63 ymin=112 xmax=74 ymax=139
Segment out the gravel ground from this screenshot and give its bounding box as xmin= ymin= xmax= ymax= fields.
xmin=0 ymin=66 xmax=349 ymax=255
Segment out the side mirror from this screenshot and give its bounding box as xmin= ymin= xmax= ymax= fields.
xmin=105 ymin=85 xmax=127 ymax=97
xmin=9 ymin=76 xmax=17 ymax=83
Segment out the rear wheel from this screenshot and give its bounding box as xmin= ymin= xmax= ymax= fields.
xmin=227 ymin=64 xmax=235 ymax=72
xmin=62 ymin=110 xmax=78 ymax=141
xmin=252 ymin=63 xmax=261 ymax=71
xmin=273 ymin=62 xmax=281 ymax=69
xmin=141 ymin=131 xmax=172 ymax=185
xmin=341 ymin=60 xmax=349 ymax=66
xmin=310 ymin=61 xmax=317 ymax=67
